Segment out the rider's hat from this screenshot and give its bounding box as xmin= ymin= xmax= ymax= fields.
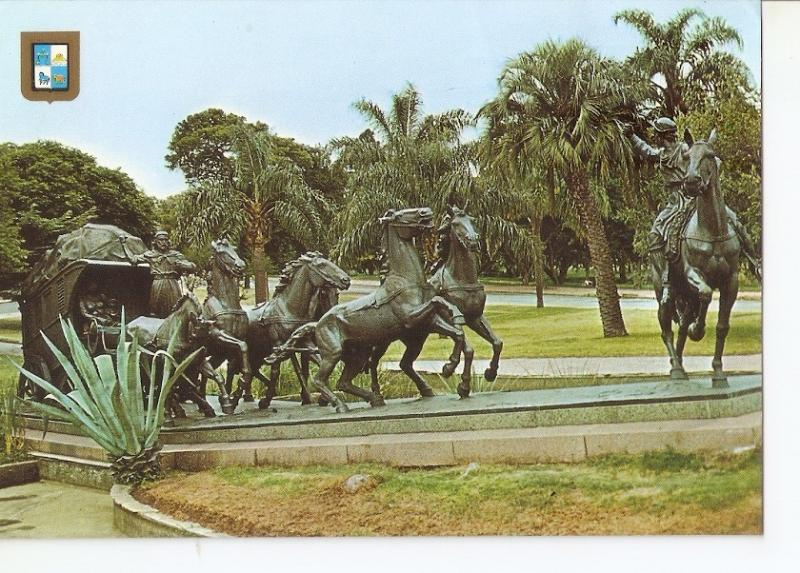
xmin=652 ymin=117 xmax=678 ymax=134
xmin=154 ymin=230 xmax=169 ymax=239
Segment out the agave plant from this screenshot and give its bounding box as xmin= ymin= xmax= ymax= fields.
xmin=11 ymin=311 xmax=201 ymax=484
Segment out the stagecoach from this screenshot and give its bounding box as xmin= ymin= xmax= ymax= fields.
xmin=17 ymin=224 xmax=152 ymax=399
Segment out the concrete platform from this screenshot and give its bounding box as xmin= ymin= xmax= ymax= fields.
xmin=149 ymin=374 xmax=762 ymax=443
xmin=27 ymin=374 xmax=762 ymax=454
xmin=24 ymin=412 xmax=761 ymax=470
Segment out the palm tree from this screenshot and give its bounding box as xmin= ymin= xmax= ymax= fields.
xmin=614 ymin=8 xmax=747 ymax=116
xmin=178 ymin=125 xmax=327 ymax=303
xmin=333 ymin=83 xmax=534 ymax=272
xmin=482 ymin=38 xmax=641 ymax=337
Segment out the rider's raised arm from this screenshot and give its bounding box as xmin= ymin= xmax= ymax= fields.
xmin=118 ymin=235 xmax=146 ymax=264
xmin=630 ymin=134 xmax=662 ymax=162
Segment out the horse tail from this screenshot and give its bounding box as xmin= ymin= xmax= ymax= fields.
xmin=264 ymin=322 xmax=317 ymax=365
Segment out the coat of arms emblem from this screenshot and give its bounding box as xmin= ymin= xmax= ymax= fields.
xmin=32 ymin=43 xmax=69 ymax=91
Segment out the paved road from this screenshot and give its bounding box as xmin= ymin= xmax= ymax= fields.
xmin=384 ymin=353 xmax=762 ymax=378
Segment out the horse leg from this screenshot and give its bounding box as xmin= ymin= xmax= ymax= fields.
xmin=299 ymin=353 xmax=312 ymax=405
xmin=397 ymin=335 xmax=435 ymax=398
xmin=712 ymin=272 xmax=739 ymax=388
xmin=428 ymin=315 xmax=472 ymax=397
xmin=369 ymin=342 xmax=391 ymax=396
xmin=209 ymin=328 xmax=253 ymax=402
xmin=287 ymin=354 xmax=311 ymax=405
xmin=469 ymin=315 xmax=504 ymax=382
xmin=182 ymin=383 xmax=216 ymax=418
xmin=258 ymin=363 xmax=280 ymax=410
xmin=675 ymin=317 xmax=691 ymax=373
xmin=200 ymin=358 xmax=236 ymax=414
xmin=336 ymin=352 xmax=385 ymax=407
xmin=657 ymin=295 xmax=686 ymax=380
xmin=311 ymin=352 xmax=348 ymax=413
xmin=684 ymin=266 xmax=713 ymax=342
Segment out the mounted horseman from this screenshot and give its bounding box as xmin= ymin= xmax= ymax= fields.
xmin=630 ymin=117 xmax=760 ymax=307
xmin=632 ymin=119 xmax=760 ymax=384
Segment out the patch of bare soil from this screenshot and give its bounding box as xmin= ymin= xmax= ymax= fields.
xmin=134 ymin=472 xmax=762 ymax=536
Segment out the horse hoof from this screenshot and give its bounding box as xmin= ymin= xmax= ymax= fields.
xmin=370 ymin=395 xmax=386 ymax=407
xmin=258 ymin=398 xmax=272 ymax=410
xmin=418 ymin=386 xmax=435 ymax=398
xmin=712 ymin=375 xmax=729 ymax=389
xmin=441 ymin=363 xmax=456 ymax=378
xmin=670 ymin=367 xmax=688 ymax=380
xmin=201 ymin=408 xmax=216 ymax=418
xmin=335 ymin=403 xmax=350 ymax=414
xmin=219 ymin=397 xmax=237 ymax=415
xmin=688 ymin=323 xmax=705 ymax=342
xmin=243 ymin=393 xmax=255 ymax=403
xmin=318 ymin=397 xmax=330 ymax=407
xmin=457 ymin=383 xmax=471 ymax=398
xmin=484 ymin=368 xmax=498 ymax=382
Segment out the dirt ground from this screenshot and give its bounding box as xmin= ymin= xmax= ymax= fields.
xmin=135 ymin=455 xmax=762 ymax=536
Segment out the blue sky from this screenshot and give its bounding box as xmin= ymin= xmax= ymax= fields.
xmin=0 ymin=0 xmax=760 ymax=199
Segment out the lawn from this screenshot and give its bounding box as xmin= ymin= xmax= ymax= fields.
xmin=134 ymin=448 xmax=762 ymax=536
xmin=0 ymin=306 xmax=761 ymax=359
xmin=381 ymin=306 xmax=761 ymax=360
xmin=0 ymin=317 xmax=21 ymax=343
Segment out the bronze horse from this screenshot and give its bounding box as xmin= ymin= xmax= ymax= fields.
xmin=368 ymin=206 xmax=498 ymax=397
xmin=655 ymin=129 xmax=741 ymax=387
xmin=292 ymin=207 xmax=471 ymax=412
xmin=201 ymin=239 xmax=255 ymax=403
xmin=222 ymin=252 xmax=351 ymax=410
xmin=127 ymin=293 xmax=235 ymax=416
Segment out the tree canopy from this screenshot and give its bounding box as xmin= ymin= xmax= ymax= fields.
xmin=0 ymin=141 xmax=157 ymax=295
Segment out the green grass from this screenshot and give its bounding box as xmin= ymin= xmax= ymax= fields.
xmin=0 ymin=316 xmax=21 ymax=343
xmin=381 ymin=306 xmax=761 ymax=360
xmin=139 ymin=448 xmax=762 ymax=535
xmin=207 ymin=449 xmax=761 ymax=511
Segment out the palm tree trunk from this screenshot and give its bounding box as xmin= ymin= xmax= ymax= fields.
xmin=251 ymin=231 xmax=269 ymax=304
xmin=529 ymin=214 xmax=545 ymax=308
xmin=567 ymin=170 xmax=627 ymax=337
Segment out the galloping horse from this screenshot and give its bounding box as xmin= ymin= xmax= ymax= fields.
xmin=655 ymin=129 xmax=741 ymax=387
xmin=201 ymin=239 xmax=254 ymax=403
xmin=368 ymin=206 xmax=499 ymax=397
xmin=127 ymin=293 xmax=236 ymax=417
xmin=222 ymin=252 xmax=351 ymax=409
xmin=293 ymin=207 xmax=471 ymax=412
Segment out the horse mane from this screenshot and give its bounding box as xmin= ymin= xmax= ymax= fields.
xmin=429 ymin=215 xmax=452 ymax=273
xmin=273 ymin=251 xmax=323 ymax=297
xmin=154 ymin=292 xmax=201 ymax=345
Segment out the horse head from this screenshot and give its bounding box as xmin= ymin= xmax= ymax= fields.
xmin=210 ymin=238 xmax=246 ymax=277
xmin=440 ymin=205 xmax=481 ymax=253
xmin=379 ymin=207 xmax=434 ymax=240
xmin=301 ymin=251 xmax=351 ymax=291
xmin=683 ymin=129 xmax=720 ymax=198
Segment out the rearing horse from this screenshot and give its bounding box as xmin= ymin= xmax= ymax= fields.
xmin=368 ymin=206 xmax=498 ymax=397
xmin=298 ymin=207 xmax=470 ymax=412
xmin=224 ymin=252 xmax=351 ymax=409
xmin=655 ymin=129 xmax=741 ymax=387
xmin=202 ymin=239 xmax=254 ymax=403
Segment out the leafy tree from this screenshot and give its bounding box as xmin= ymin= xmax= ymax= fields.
xmin=614 ymin=8 xmax=749 ymax=117
xmin=482 ymin=39 xmax=642 ymax=337
xmin=165 ymin=108 xmax=252 ymax=184
xmin=177 ymin=125 xmax=327 ymax=303
xmin=332 ymin=83 xmax=534 ymax=271
xmin=0 ymin=141 xmax=157 ymax=295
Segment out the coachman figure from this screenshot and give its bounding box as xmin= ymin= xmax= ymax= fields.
xmin=120 ymin=230 xmax=197 ymax=318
